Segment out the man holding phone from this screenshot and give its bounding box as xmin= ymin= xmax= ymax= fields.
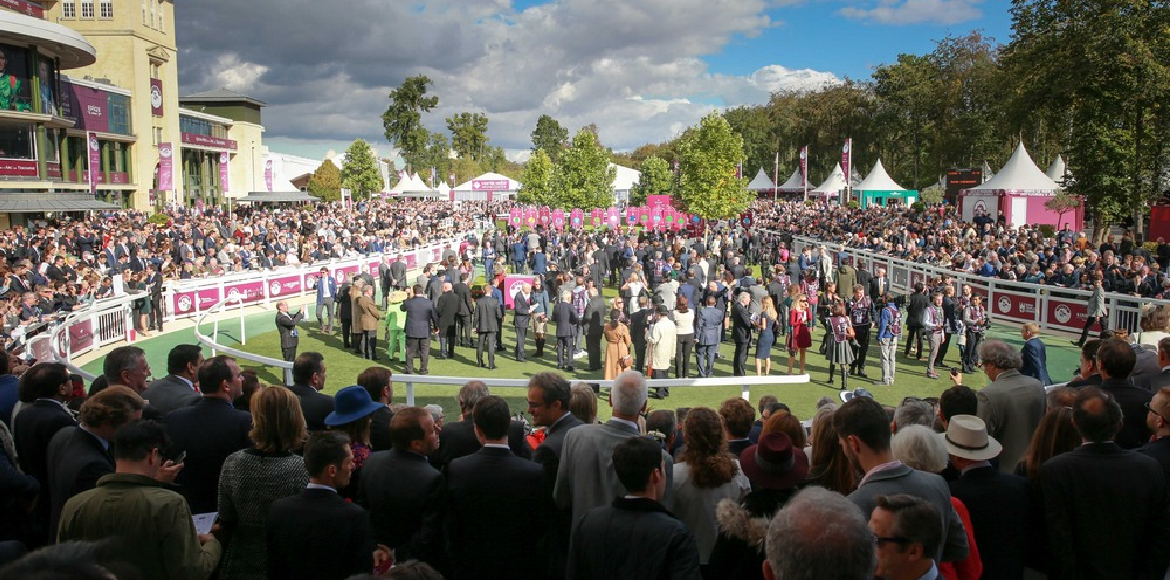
xmin=276 ymin=301 xmax=305 ymax=362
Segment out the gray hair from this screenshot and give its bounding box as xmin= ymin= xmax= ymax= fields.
xmin=424 ymin=403 xmax=444 ymax=423
xmin=893 ymin=400 xmax=936 ymax=432
xmin=457 ymin=380 xmax=490 ymax=413
xmin=979 ymin=339 xmax=1022 ymax=370
xmin=610 ymin=371 xmax=647 ymax=416
xmin=103 ymin=345 xmax=146 ymax=383
xmin=891 ymin=425 xmax=949 ymax=473
xmin=764 ymin=486 xmax=875 ymax=580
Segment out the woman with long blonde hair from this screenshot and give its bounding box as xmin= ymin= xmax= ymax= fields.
xmin=755 ymin=296 xmax=779 ymax=375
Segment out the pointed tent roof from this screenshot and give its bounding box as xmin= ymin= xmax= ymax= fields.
xmin=747 ymin=168 xmax=775 ymax=190
xmin=981 ymin=160 xmax=995 ymax=183
xmin=389 ymin=172 xmax=433 ymax=194
xmin=812 ymin=163 xmax=847 ymax=195
xmin=1045 ymin=154 xmax=1072 ymax=185
xmin=855 ymin=160 xmax=910 ymax=192
xmin=777 ymin=168 xmax=804 ymax=191
xmin=964 ymin=142 xmax=1058 ymax=194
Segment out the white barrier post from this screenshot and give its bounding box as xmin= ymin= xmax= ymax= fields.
xmin=239 ymin=299 xmax=247 ymax=346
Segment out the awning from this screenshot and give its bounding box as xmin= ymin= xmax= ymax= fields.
xmin=236 ymin=192 xmax=320 ymax=203
xmin=0 ymin=198 xmax=121 ymax=212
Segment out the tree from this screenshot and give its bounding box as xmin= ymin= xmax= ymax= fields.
xmin=551 ymin=128 xmax=616 ymax=209
xmin=1044 ymin=190 xmax=1082 ymax=229
xmin=382 ymin=75 xmax=439 ymax=171
xmin=446 ymin=112 xmax=490 ymax=160
xmin=531 ymin=114 xmax=569 ymax=161
xmin=307 ymin=159 xmax=342 ymax=202
xmin=341 ymin=139 xmax=384 ymax=200
xmin=518 ymin=149 xmax=556 ymax=206
xmin=630 ymin=156 xmax=673 ymax=206
xmin=920 ymin=185 xmax=945 ymax=205
xmin=676 ymin=112 xmax=752 ymax=221
xmin=415 ymin=132 xmax=452 ymax=186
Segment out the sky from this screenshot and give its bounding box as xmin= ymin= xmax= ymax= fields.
xmin=175 ymin=0 xmax=1013 ymax=163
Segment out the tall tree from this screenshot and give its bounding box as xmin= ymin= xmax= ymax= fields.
xmin=531 ymin=114 xmax=570 ymax=161
xmin=676 ymin=112 xmax=752 ymax=221
xmin=414 ymin=132 xmax=452 ymax=186
xmin=341 ymin=139 xmax=384 ymax=200
xmin=551 ymin=128 xmax=616 ymax=209
xmin=307 ymin=159 xmax=342 ymax=202
xmin=382 ymin=75 xmax=439 ymax=171
xmin=518 ymin=149 xmax=556 ymax=206
xmin=630 ymin=156 xmax=673 ymax=206
xmin=446 ymin=112 xmax=490 ymax=160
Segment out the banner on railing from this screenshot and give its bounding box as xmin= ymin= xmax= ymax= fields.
xmin=68 ymin=320 xmax=94 ymax=353
xmin=267 ymin=275 xmax=303 ymax=298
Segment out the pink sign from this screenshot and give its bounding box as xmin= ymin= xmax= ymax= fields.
xmin=502 ymin=276 xmax=536 ymax=310
xmin=552 ymin=209 xmax=565 ymax=230
xmin=626 ymin=206 xmax=638 ymax=225
xmin=150 ymin=78 xmax=165 ymax=117
xmin=1045 ymin=299 xmax=1086 ymax=331
xmin=525 ymin=208 xmax=538 ymax=228
xmin=606 ymin=207 xmax=620 ymax=228
xmin=172 ymin=288 xmax=222 ymax=314
xmin=570 ymin=209 xmax=584 ymax=228
xmin=224 ymin=281 xmax=265 ymax=305
xmin=404 ymin=253 xmax=419 ymax=270
xmin=68 ymin=319 xmax=94 ymax=353
xmin=509 ymin=208 xmax=523 ymax=227
xmin=333 ymin=265 xmax=360 ymax=283
xmin=651 ymin=206 xmax=664 ymax=231
xmin=672 ymin=212 xmax=685 ymax=231
xmin=219 ymin=152 xmax=230 ymax=193
xmin=638 ymin=207 xmax=650 ymax=226
xmin=87 ymin=132 xmax=101 ymax=196
xmin=472 ymin=179 xmax=511 ymax=191
xmin=430 ymin=247 xmax=442 ymax=262
xmin=539 ymin=207 xmax=551 ymax=227
xmin=181 ymin=132 xmax=237 ymax=151
xmin=647 ymin=195 xmax=672 ymax=210
xmin=0 ymin=0 xmax=45 ymax=18
xmin=590 ymin=208 xmax=603 ymax=226
xmin=267 ymin=275 xmax=303 ymax=298
xmin=160 ymin=142 xmax=176 ymax=191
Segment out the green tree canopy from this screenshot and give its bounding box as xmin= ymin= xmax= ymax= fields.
xmin=341 ymin=139 xmax=384 ymax=200
xmin=307 ymin=159 xmax=342 ymax=202
xmin=530 ymin=114 xmax=569 ymax=161
xmin=676 ymin=112 xmax=752 ymax=221
xmin=551 ymin=128 xmax=616 ymax=210
xmin=518 ymin=149 xmax=555 ymax=206
xmin=446 ymin=112 xmax=490 ymax=160
xmin=382 ymin=75 xmax=439 ymax=171
xmin=630 ymin=156 xmax=673 ymax=206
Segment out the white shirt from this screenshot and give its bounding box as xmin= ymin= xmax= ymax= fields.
xmin=306 ymin=483 xmax=337 ymax=493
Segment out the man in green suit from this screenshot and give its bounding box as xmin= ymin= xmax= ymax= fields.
xmin=383 ymin=290 xmax=408 ymax=362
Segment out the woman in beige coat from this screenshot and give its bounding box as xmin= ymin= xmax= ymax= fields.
xmin=603 ymin=309 xmax=632 ymax=381
xmin=356 ymin=285 xmax=381 ymax=360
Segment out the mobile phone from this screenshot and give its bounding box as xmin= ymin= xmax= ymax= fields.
xmin=174 ymin=451 xmax=186 ymax=464
xmin=950 ymin=368 xmax=959 ymax=377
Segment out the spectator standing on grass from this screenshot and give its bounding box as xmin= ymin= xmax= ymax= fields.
xmin=1019 ymin=324 xmax=1052 ymax=386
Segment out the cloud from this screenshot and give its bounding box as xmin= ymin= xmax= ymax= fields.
xmin=837 ymin=0 xmax=983 ymax=25
xmin=176 ymin=0 xmax=841 ymax=157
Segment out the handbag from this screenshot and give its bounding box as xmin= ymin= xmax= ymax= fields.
xmin=619 ymin=355 xmax=633 ymax=369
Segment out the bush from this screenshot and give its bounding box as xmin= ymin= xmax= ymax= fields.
xmin=804 ymin=200 xmax=818 ymax=208
xmin=147 ymin=213 xmax=170 ymax=226
xmin=847 ymin=200 xmax=860 ymax=209
xmin=1142 ymin=241 xmax=1159 ymax=252
xmin=1037 ymin=224 xmax=1056 ymax=239
xmin=911 ymin=201 xmax=926 ymax=212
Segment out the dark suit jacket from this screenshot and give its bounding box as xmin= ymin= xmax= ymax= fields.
xmin=533 ymin=413 xmax=585 ymax=578
xmin=533 ymin=413 xmax=585 ymax=483
xmin=552 ymin=302 xmax=579 ymax=338
xmin=949 ymin=465 xmax=1031 ymax=580
xmin=267 ymin=489 xmax=376 ymax=580
xmin=868 ymin=276 xmax=891 ymax=300
xmin=731 ymin=301 xmax=753 ymax=342
xmin=513 ymin=291 xmax=531 ymax=328
xmin=1140 ymin=437 xmax=1170 ymax=492
xmin=1139 ymin=368 xmax=1170 ymax=394
xmin=445 ymin=447 xmax=550 ymax=580
xmin=907 ymin=292 xmax=929 ymax=326
xmin=1020 ymin=338 xmax=1052 ymax=386
xmin=1100 ymin=377 xmax=1153 ymax=449
xmin=162 ymin=397 xmax=252 ymax=513
xmin=629 ymin=308 xmax=651 ymax=345
xmin=474 ymin=296 xmax=502 ymax=333
xmin=585 ymin=297 xmax=607 ymax=337
xmin=433 ymin=417 xmax=532 ymax=471
xmin=289 ymin=384 xmax=335 ymax=432
xmin=402 ymin=297 xmax=438 ymax=339
xmin=358 ymin=449 xmax=445 ymax=564
xmin=436 ymin=292 xmax=460 ymax=329
xmin=142 ymin=374 xmax=200 ymax=415
xmin=46 ymin=426 xmax=113 ymax=536
xmin=13 ymin=399 xmax=75 ymax=537
xmin=1066 ymin=373 xmax=1103 ymax=389
xmin=370 ymin=406 xmax=394 ymax=452
xmin=453 ymin=282 xmax=474 ymax=317
xmin=276 ymin=310 xmax=305 ymax=349
xmin=1040 ymin=442 xmax=1170 ymax=580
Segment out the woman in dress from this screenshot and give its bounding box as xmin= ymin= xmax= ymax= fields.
xmin=530 ymin=276 xmax=550 ymax=358
xmin=673 ymin=296 xmax=695 ymax=379
xmin=621 ymin=273 xmax=644 ymax=315
xmin=672 ymin=407 xmax=751 ymax=577
xmin=825 ymin=303 xmax=855 ymax=390
xmin=324 ymin=385 xmax=384 ymax=500
xmin=754 ymin=297 xmax=778 ymax=376
xmin=217 ymin=386 xmax=309 ymax=580
xmin=787 ymin=293 xmax=812 ymax=375
xmin=602 ymin=309 xmax=632 ymax=381
xmin=132 ymin=272 xmax=152 ymax=337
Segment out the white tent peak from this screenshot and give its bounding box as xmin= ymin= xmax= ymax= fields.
xmin=1045 ymin=154 xmax=1072 ymax=184
xmin=747 ymin=168 xmax=775 ymax=190
xmin=812 ymin=163 xmax=847 ymax=195
xmin=610 ymin=163 xmax=641 ymax=191
xmin=981 ymin=160 xmax=995 ymax=184
xmin=964 ymin=141 xmax=1057 ymax=193
xmin=855 ymin=160 xmax=908 ymax=191
xmin=777 ymin=168 xmax=804 ymax=190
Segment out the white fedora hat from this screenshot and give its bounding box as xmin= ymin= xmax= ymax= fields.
xmin=944 ymin=415 xmax=1003 ymax=461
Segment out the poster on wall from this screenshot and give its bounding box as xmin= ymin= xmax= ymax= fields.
xmin=0 ymin=43 xmax=32 ymax=113
xmin=158 ymin=143 xmax=173 ymax=191
xmin=150 ymin=78 xmax=164 ymax=116
xmin=219 ymin=152 xmax=230 ymax=193
xmin=87 ymin=132 xmax=100 ymax=196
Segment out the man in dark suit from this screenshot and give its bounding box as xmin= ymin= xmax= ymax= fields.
xmin=1067 ymin=339 xmax=1104 ymax=389
xmin=142 ymin=344 xmax=202 ymax=415
xmin=1138 ymin=337 xmax=1170 ymax=393
xmin=553 ymin=290 xmax=579 ymax=372
xmin=289 ymin=352 xmax=335 ymax=431
xmin=528 ymin=373 xmax=583 ymax=579
xmin=402 ymin=284 xmax=438 ymax=375
xmin=435 ymin=282 xmax=460 ymax=359
xmin=946 ymin=415 xmax=1031 ymax=580
xmin=513 ymin=282 xmax=532 ymax=362
xmin=12 ymin=363 xmax=77 ymax=545
xmin=1039 ymin=386 xmax=1170 ymax=580
xmin=454 ymin=273 xmax=474 ymax=347
xmin=163 ymin=356 xmax=252 ymax=514
xmin=474 ymin=285 xmax=502 ymax=369
xmin=47 ymin=386 xmax=144 ymax=539
xmin=276 ymin=301 xmax=305 ymax=362
xmin=357 ymin=407 xmax=444 ymax=567
xmin=389 ymin=257 xmax=408 ymax=291
xmin=1140 ymin=385 xmax=1170 ymax=482
xmin=905 ymin=283 xmax=929 ymax=358
xmin=432 ymin=381 xmax=532 ymax=471
xmin=695 ymin=295 xmax=723 ymax=378
xmin=268 ymin=432 xmax=387 ymax=580
xmin=731 ymin=291 xmax=753 ymax=376
xmin=1019 ymin=323 xmax=1052 ymax=386
xmin=1096 ymin=338 xmax=1153 ymax=449
xmin=444 ymin=396 xmax=549 ymax=580
xmin=584 ymin=288 xmax=607 ymax=372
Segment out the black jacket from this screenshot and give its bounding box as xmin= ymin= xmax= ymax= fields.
xmin=731 ymin=302 xmax=753 ymax=342
xmin=553 ymin=302 xmax=579 ymax=338
xmin=289 ymin=384 xmax=335 ymax=432
xmin=436 ymin=292 xmax=461 ymax=329
xmin=46 ymin=426 xmax=113 ymax=537
xmin=1100 ymin=377 xmax=1153 ymax=449
xmin=568 ymin=497 xmax=702 ymax=580
xmin=949 ymin=465 xmax=1031 ymax=580
xmin=432 ymin=417 xmax=531 ymax=471
xmin=907 ymin=292 xmax=929 ymax=326
xmin=369 ymin=406 xmax=394 ymax=452
xmin=709 ymin=489 xmax=797 ymax=580
xmin=267 ymin=489 xmax=376 ymax=580
xmin=357 ymin=449 xmax=444 ymax=564
xmin=402 ymin=297 xmax=438 ymax=339
xmin=162 ymin=398 xmax=252 ymax=514
xmin=13 ymin=399 xmax=74 ymax=538
xmin=276 ymin=310 xmax=305 ymax=349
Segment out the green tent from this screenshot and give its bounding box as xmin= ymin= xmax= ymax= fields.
xmin=855 ymin=160 xmax=917 ymax=208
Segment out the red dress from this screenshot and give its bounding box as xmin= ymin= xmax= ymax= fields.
xmin=789 ymin=308 xmax=812 ymax=349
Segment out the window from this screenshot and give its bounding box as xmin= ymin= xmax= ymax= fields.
xmin=156 ymin=0 xmax=164 ymax=31
xmin=150 ymin=63 xmax=160 ymax=78
xmin=62 ymin=0 xmax=76 ymax=18
xmin=0 ymin=123 xmax=36 ymax=161
xmin=149 ymin=0 xmax=155 ymax=28
xmin=108 ymin=94 xmax=131 ymax=135
xmin=81 ymin=0 xmax=94 ymax=18
xmin=100 ymin=0 xmax=113 ymax=18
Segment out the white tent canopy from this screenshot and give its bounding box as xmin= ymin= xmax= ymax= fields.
xmin=854 ymin=160 xmax=908 ymax=191
xmin=388 ymin=172 xmax=434 ymax=195
xmin=1045 ymin=154 xmax=1072 ymax=185
xmin=777 ymin=168 xmax=804 ymax=191
xmin=981 ymin=160 xmax=995 ymax=184
xmin=747 ymin=168 xmax=775 ymax=190
xmin=611 ymin=163 xmax=640 ymax=191
xmin=811 ymin=163 xmax=847 ymax=195
xmin=964 ymin=142 xmax=1058 ymax=193
xmin=453 ymin=172 xmax=522 ymax=191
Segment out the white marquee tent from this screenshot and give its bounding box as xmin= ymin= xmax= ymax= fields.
xmin=960 ymin=141 xmax=1075 ymax=228
xmin=453 ymin=172 xmax=521 ymax=201
xmin=747 ymin=168 xmax=775 ymax=191
xmin=811 ymin=163 xmax=847 ymax=197
xmin=611 ymin=163 xmax=641 ymax=204
xmin=1045 ymin=154 xmax=1073 ymax=186
xmin=776 ymin=168 xmax=805 ymax=193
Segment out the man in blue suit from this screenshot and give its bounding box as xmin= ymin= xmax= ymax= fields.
xmin=315 ymin=267 xmax=338 ymax=333
xmin=511 ymin=238 xmax=528 ymax=274
xmin=695 ymin=294 xmax=723 ymax=378
xmin=1019 ymin=323 xmax=1052 ymax=386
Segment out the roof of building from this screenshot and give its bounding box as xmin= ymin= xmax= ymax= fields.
xmin=0 ymin=10 xmax=96 ymax=69
xmin=0 ymin=198 xmax=120 ymax=212
xmin=747 ymin=168 xmax=775 ymax=190
xmin=180 ymin=88 xmax=267 ymax=107
xmin=964 ymin=141 xmax=1058 ymax=194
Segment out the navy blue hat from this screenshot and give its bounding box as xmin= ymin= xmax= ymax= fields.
xmin=325 ymin=386 xmax=385 ymax=427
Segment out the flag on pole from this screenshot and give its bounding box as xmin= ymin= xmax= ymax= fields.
xmin=799 ymin=146 xmax=808 ymax=188
xmin=736 ymin=162 xmax=742 ymax=181
xmin=773 ymin=151 xmax=779 ymax=197
xmin=841 ymin=138 xmax=852 ymax=188
xmin=430 ymin=166 xmax=436 ymax=187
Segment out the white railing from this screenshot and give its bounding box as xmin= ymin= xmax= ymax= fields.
xmin=26 ymin=293 xmax=141 ymax=381
xmin=787 ymin=234 xmax=1168 ymax=336
xmin=193 ymin=294 xmax=295 ymax=386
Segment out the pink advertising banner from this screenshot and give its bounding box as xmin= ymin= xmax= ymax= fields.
xmin=224 ymin=281 xmax=266 ymax=305
xmin=219 ymin=152 xmax=230 ymax=193
xmin=626 ymin=206 xmax=638 ymax=225
xmin=158 ymin=142 xmax=173 ymax=191
xmin=87 ymin=132 xmax=100 ymax=196
xmin=651 ymin=206 xmax=664 ymax=230
xmin=502 ymin=276 xmax=536 ymax=310
xmin=638 ymin=207 xmax=650 ymax=226
xmin=68 ymin=319 xmax=94 ymax=353
xmin=525 ymin=208 xmax=538 ymax=229
xmin=509 ymin=208 xmax=523 ymax=227
xmin=0 ymin=0 xmax=45 ymax=17
xmin=332 ymin=265 xmax=361 ymax=283
xmin=266 ymin=275 xmax=303 ymax=299
xmin=991 ymin=293 xmax=1037 ymax=320
xmin=590 ymin=208 xmax=603 ymax=226
xmin=472 ymin=179 xmax=511 ymax=191
xmin=570 ymin=209 xmax=584 ymax=228
xmin=1045 ymin=299 xmax=1086 ymax=331
xmin=172 ymin=288 xmax=222 ymax=315
xmin=606 ymin=207 xmax=620 ymax=228
xmin=552 ymin=209 xmax=565 ymax=230
xmin=539 ymin=207 xmax=551 ymax=227
xmin=150 ymin=78 xmax=165 ymax=117
xmin=181 ymin=132 xmax=237 ymax=151
xmin=264 ymin=160 xmax=273 ymax=192
xmin=672 ymin=211 xmax=685 ymax=231
xmin=647 ymin=195 xmax=672 ymax=210
xmin=430 ymin=247 xmax=442 ymax=263
xmin=404 ymin=253 xmax=419 ymax=270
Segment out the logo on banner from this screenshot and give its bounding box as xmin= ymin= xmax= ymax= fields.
xmin=306 ymin=276 xmax=318 ymax=290
xmin=89 ymin=135 xmax=99 ymax=152
xmin=227 ymin=289 xmax=242 ymax=302
xmin=160 ymin=144 xmax=172 ymax=158
xmin=1054 ymin=305 xmax=1072 ymax=324
xmin=150 ymin=85 xmax=163 ymax=109
xmin=998 ymin=297 xmax=1011 ymax=313
xmin=177 ymin=296 xmax=193 ymax=313
xmin=974 ymin=200 xmax=987 ymax=214
xmin=270 ymin=281 xmax=282 ymax=295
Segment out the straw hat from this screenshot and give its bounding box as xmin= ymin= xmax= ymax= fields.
xmin=943 ymin=415 xmax=1003 ymax=461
